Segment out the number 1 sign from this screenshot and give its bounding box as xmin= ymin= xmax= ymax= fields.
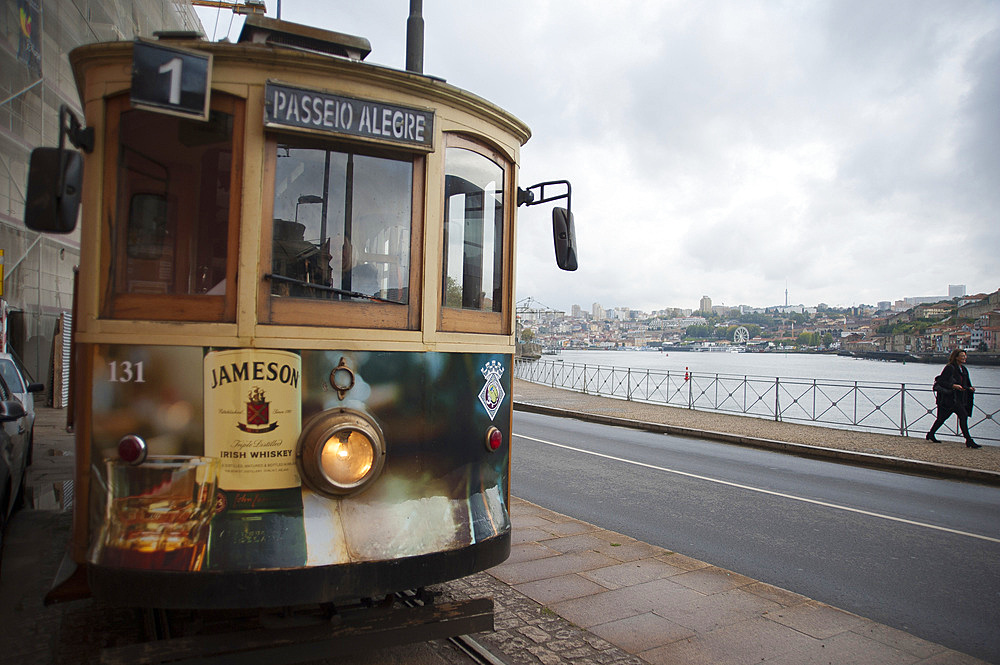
xmin=131 ymin=40 xmax=212 ymax=120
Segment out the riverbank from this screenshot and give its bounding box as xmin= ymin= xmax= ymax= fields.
xmin=839 ymin=350 xmax=1000 ymax=366
xmin=513 ymin=379 xmax=1000 ymax=479
xmin=554 ymin=347 xmax=1000 ymax=366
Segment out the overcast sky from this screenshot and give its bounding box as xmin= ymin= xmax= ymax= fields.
xmin=196 ymin=1 xmax=999 ymax=314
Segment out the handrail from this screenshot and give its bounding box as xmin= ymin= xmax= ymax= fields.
xmin=514 ymin=358 xmax=1000 ymax=443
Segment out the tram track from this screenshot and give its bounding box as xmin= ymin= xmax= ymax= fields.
xmin=91 ymin=591 xmax=507 ymax=665
xmin=448 ymin=634 xmax=509 ymax=665
xmin=395 ymin=590 xmax=510 ymax=665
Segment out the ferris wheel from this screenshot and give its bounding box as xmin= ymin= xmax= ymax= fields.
xmin=734 ymin=326 xmax=750 ymax=344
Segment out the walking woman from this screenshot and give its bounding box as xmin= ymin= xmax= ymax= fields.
xmin=927 ymin=348 xmax=979 ymax=448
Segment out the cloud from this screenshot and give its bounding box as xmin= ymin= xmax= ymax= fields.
xmin=198 ymin=1 xmax=999 ymax=311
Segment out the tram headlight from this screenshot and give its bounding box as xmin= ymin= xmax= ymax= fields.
xmin=321 ymin=430 xmax=374 ymax=485
xmin=297 ymin=408 xmax=386 ymax=497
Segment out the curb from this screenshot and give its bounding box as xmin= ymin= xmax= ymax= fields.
xmin=513 ymin=400 xmax=1000 ymax=487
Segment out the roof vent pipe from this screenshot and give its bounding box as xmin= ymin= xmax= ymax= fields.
xmin=405 ymin=0 xmax=424 ymax=73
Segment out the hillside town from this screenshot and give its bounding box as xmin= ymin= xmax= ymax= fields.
xmin=516 ymin=286 xmax=1000 ymax=362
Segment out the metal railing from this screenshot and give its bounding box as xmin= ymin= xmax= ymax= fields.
xmin=514 ymin=358 xmax=1000 ymax=443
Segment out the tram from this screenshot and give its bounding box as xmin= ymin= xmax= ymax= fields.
xmin=25 ymin=13 xmax=575 ymax=625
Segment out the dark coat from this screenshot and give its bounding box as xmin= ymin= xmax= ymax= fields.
xmin=934 ymin=363 xmax=974 ymax=414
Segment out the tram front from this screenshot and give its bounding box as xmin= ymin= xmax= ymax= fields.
xmin=27 ymin=16 xmax=576 ymax=610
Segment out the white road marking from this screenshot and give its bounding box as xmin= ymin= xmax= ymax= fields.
xmin=515 ymin=433 xmax=1000 ymax=545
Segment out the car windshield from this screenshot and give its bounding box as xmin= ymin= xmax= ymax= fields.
xmin=0 ymin=359 xmax=25 ymax=392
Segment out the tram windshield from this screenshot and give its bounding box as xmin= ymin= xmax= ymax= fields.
xmin=270 ymin=143 xmax=413 ymax=304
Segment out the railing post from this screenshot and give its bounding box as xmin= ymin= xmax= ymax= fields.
xmin=900 ymin=383 xmax=906 ymax=436
xmin=688 ymin=371 xmax=693 ymax=409
xmin=583 ymin=364 xmax=588 ymax=394
xmin=627 ymin=367 xmax=632 ymax=401
xmin=775 ymin=377 xmax=780 ymax=421
xmin=812 ymin=379 xmax=817 ymax=421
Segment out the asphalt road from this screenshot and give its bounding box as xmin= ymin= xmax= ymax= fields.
xmin=511 ymin=410 xmax=1000 ymax=664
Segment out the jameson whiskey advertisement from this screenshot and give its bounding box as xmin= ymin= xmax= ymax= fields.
xmin=204 ymin=349 xmax=306 ymax=569
xmin=204 ymin=348 xmax=302 ymax=490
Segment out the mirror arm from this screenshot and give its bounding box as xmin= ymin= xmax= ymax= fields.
xmin=53 ymin=106 xmax=92 ymax=216
xmin=59 ymin=105 xmax=94 ymax=153
xmin=517 ymin=180 xmax=572 ymax=218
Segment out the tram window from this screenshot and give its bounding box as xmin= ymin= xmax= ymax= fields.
xmin=103 ymin=93 xmax=242 ymax=321
xmin=127 ymin=194 xmax=168 ymax=260
xmin=269 ymin=143 xmax=413 ymax=306
xmin=440 ymin=137 xmax=511 ymax=334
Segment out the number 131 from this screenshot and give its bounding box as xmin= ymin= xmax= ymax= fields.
xmin=108 ymin=361 xmax=146 ymax=383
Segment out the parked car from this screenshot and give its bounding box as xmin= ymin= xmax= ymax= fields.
xmin=0 ymin=352 xmax=43 ymax=465
xmin=0 ymin=371 xmax=30 ymax=553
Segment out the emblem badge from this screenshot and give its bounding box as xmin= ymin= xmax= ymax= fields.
xmin=238 ymin=387 xmax=279 ymax=433
xmin=478 ymin=360 xmax=506 ymax=421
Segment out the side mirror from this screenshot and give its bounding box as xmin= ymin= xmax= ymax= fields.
xmin=0 ymin=400 xmax=27 ymax=422
xmin=552 ymin=207 xmax=578 ymax=271
xmin=27 ymin=382 xmax=45 ymax=393
xmin=24 ymin=105 xmax=92 ymax=234
xmin=25 ymin=147 xmax=82 ymax=233
xmin=519 ymin=180 xmax=579 ymax=271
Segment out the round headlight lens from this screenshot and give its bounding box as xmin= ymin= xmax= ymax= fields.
xmin=320 ymin=429 xmax=375 ymax=486
xmin=297 ymin=408 xmax=386 ymax=497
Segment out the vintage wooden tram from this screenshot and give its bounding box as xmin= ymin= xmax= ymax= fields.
xmin=26 ymin=12 xmax=575 ymax=637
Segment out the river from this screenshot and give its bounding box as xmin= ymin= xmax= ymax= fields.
xmin=549 ymin=349 xmax=1000 ymax=388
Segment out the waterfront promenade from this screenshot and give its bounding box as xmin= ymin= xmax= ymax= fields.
xmin=513 ymin=378 xmax=1000 ymax=482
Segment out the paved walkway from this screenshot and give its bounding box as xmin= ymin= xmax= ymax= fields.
xmin=2 ymin=402 xmax=994 ymax=664
xmin=473 ymin=497 xmax=988 ymax=665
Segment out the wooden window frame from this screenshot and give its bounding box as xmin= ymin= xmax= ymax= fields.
xmin=99 ymin=92 xmax=244 ymax=322
xmin=438 ymin=134 xmax=514 ymax=335
xmin=259 ymin=135 xmax=425 ymax=330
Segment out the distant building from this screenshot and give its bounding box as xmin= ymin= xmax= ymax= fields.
xmin=699 ymin=296 xmax=712 ymax=314
xmin=949 ymin=284 xmax=966 ymax=298
xmin=904 ymin=296 xmax=946 ymax=307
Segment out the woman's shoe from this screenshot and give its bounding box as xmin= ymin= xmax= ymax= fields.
xmin=926 ymin=433 xmax=940 ymax=443
xmin=966 ymin=439 xmax=981 ymax=449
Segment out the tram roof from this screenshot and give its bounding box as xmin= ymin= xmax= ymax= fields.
xmin=69 ymin=18 xmax=531 ymax=147
xmin=236 ymin=14 xmax=372 ymax=61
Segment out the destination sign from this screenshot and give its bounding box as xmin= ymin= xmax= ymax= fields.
xmin=265 ymin=82 xmax=434 ymax=149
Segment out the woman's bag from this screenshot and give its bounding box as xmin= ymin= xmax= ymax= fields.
xmin=933 ymin=372 xmax=953 ymax=396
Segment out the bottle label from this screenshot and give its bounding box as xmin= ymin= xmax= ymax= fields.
xmin=204 ymin=349 xmax=302 ymax=490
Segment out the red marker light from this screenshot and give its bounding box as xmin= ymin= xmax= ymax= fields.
xmin=485 ymin=427 xmax=502 ymax=452
xmin=118 ymin=434 xmax=147 ymax=465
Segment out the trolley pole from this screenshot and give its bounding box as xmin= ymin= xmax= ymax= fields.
xmin=406 ymin=0 xmax=424 ymax=74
